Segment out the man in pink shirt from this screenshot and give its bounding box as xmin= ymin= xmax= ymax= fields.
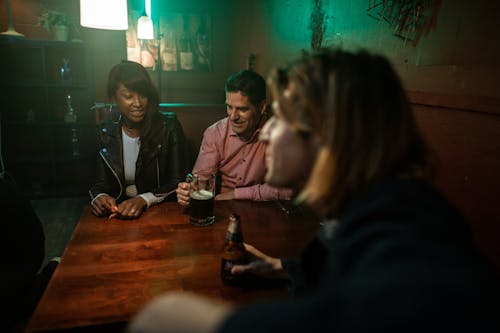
xmin=176 ymin=70 xmax=293 ymax=204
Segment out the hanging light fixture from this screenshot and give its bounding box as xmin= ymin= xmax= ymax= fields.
xmin=80 ymin=0 xmax=128 ymax=30
xmin=137 ymin=15 xmax=154 ymax=39
xmin=137 ymin=0 xmax=154 ymax=40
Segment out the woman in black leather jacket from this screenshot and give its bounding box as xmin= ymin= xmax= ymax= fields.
xmin=89 ymin=61 xmax=188 ymax=219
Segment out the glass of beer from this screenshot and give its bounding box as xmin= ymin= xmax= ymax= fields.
xmin=189 ymin=173 xmax=215 ymax=226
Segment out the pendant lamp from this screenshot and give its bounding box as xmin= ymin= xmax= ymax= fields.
xmin=137 ymin=0 xmax=154 ymax=40
xmin=80 ymin=0 xmax=128 ymax=30
xmin=137 ymin=15 xmax=154 ymax=40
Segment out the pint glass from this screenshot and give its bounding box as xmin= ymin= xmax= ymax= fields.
xmin=189 ymin=173 xmax=215 ymax=226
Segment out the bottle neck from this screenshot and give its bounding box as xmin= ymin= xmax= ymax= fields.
xmin=226 ymin=231 xmax=243 ymax=243
xmin=226 ymin=214 xmax=242 ymax=242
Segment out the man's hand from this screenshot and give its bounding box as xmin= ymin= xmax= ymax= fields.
xmin=176 ymin=182 xmax=191 ymax=206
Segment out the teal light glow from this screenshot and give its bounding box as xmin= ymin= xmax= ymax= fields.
xmin=265 ymin=0 xmax=313 ymax=43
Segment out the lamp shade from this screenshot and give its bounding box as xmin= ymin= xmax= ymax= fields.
xmin=137 ymin=15 xmax=154 ymax=40
xmin=80 ymin=0 xmax=128 ymax=30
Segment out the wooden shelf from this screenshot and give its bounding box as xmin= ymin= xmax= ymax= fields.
xmin=1 ymin=38 xmax=96 ymax=198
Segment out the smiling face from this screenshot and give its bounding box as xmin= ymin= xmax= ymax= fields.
xmin=259 ymin=112 xmax=320 ymax=189
xmin=226 ymin=91 xmax=265 ymax=140
xmin=114 ymin=84 xmax=148 ymax=124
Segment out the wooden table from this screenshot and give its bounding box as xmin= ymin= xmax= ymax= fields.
xmin=26 ymin=200 xmax=319 ymax=332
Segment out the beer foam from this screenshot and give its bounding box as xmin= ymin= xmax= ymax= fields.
xmin=190 ymin=190 xmax=213 ymax=200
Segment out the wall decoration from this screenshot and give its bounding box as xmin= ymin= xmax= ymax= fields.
xmin=309 ymin=0 xmax=327 ymax=51
xmin=367 ymin=0 xmax=442 ymax=46
xmin=127 ymin=11 xmax=212 ymax=72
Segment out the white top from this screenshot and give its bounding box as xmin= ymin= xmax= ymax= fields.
xmin=122 ymin=129 xmax=140 ymax=184
xmin=121 ymin=129 xmax=163 ymax=208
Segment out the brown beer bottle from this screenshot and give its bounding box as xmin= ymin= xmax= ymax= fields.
xmin=221 ymin=213 xmax=248 ymax=285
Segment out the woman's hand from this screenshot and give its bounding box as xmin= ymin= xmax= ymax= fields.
xmin=91 ymin=194 xmax=118 ymax=217
xmin=231 ymin=243 xmax=290 ymax=280
xmin=113 ymin=197 xmax=147 ymax=219
xmin=176 ymin=182 xmax=191 ymax=206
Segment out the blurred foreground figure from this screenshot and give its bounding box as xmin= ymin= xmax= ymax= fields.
xmin=2 ymin=175 xmax=58 ymax=331
xmin=128 ymin=48 xmax=500 ymax=333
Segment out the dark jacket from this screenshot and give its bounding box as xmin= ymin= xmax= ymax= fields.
xmin=219 ymin=179 xmax=500 ymax=332
xmin=89 ymin=111 xmax=188 ymax=202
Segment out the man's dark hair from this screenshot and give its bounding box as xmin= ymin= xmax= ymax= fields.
xmin=225 ymin=70 xmax=266 ymax=107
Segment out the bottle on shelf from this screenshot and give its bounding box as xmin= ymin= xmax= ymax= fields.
xmin=221 ymin=213 xmax=248 ymax=285
xmin=71 ymin=128 xmax=80 ymax=157
xmin=60 ymin=58 xmax=72 ymax=84
xmin=194 ymin=15 xmax=210 ymax=71
xmin=64 ymin=94 xmax=77 ymax=123
xmin=161 ymin=30 xmax=177 ymax=71
xmin=178 ymin=14 xmax=194 ymax=71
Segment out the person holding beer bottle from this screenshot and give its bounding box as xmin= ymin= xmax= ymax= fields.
xmin=221 ymin=213 xmax=248 ymax=285
xmin=176 ymin=70 xmax=294 ymax=205
xmin=128 ymin=48 xmax=500 ymax=333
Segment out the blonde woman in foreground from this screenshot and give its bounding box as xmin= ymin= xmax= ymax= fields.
xmin=128 ymin=48 xmax=500 ymax=333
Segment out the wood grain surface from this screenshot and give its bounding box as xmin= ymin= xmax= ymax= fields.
xmin=26 ymin=200 xmax=319 ymax=332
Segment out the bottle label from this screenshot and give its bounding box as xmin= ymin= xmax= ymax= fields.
xmin=180 ymin=52 xmax=193 ymax=70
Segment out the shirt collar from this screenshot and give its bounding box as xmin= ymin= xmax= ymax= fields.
xmin=229 ymin=113 xmax=269 ymax=143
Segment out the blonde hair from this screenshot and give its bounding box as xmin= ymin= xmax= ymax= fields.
xmin=268 ymin=49 xmax=433 ymax=216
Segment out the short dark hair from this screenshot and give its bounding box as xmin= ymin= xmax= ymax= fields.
xmin=225 ymin=70 xmax=266 ymax=107
xmin=107 ymin=60 xmax=159 ymax=107
xmin=106 ymin=60 xmax=160 ymax=148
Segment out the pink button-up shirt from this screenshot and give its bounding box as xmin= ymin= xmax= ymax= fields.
xmin=193 ymin=117 xmax=293 ymax=201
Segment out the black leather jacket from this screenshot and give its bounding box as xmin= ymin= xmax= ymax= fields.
xmin=89 ymin=112 xmax=188 ymax=203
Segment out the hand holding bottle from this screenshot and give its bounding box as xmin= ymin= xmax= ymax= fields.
xmin=221 ymin=214 xmax=247 ymax=285
xmin=230 ymin=243 xmax=289 ymax=280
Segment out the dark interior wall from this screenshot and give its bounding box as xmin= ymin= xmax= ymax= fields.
xmin=228 ymin=0 xmax=500 ymax=98
xmin=3 ymin=1 xmax=499 ymax=100
xmin=226 ymin=0 xmax=500 ymax=272
xmin=411 ymin=94 xmax=500 ymax=272
xmin=170 ymin=105 xmax=227 ymax=166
